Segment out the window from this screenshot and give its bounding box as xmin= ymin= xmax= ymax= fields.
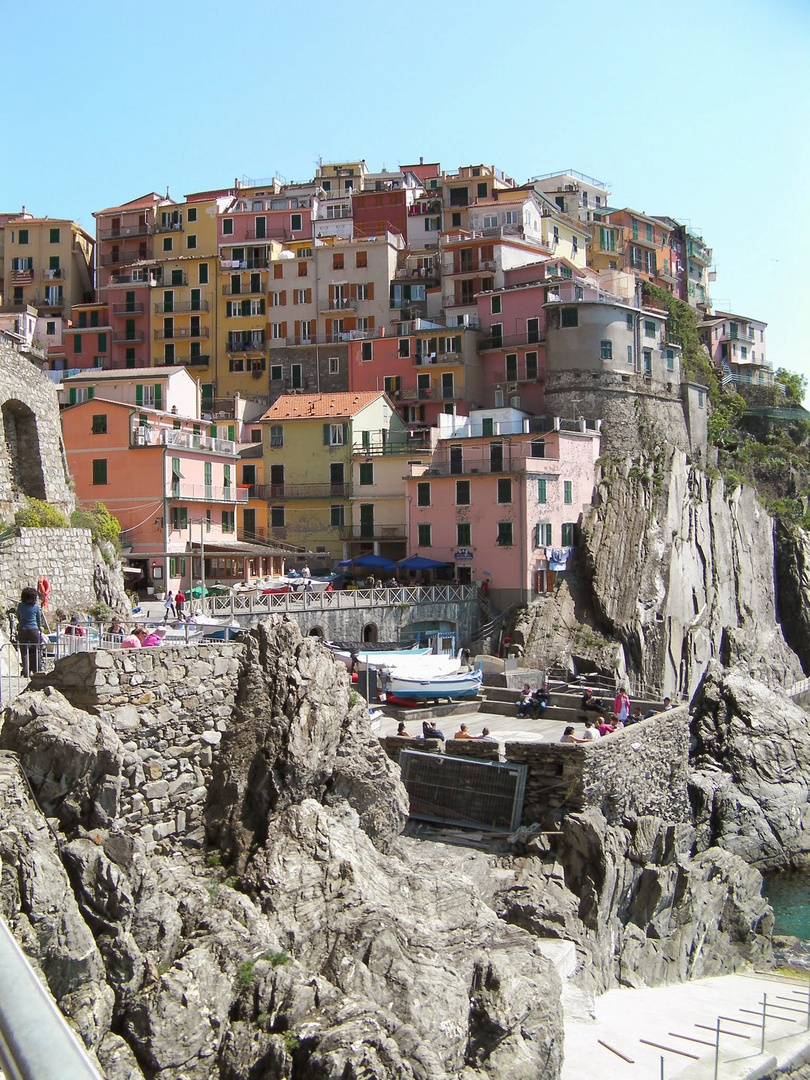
xmin=326 ymin=503 xmax=344 ymax=527
xmin=92 ymin=459 xmax=108 ymax=485
xmin=169 ymin=556 xmax=186 ymax=577
xmin=627 ymin=345 xmax=634 ymax=365
xmin=270 ymin=425 xmax=283 ymax=447
xmin=496 ymin=522 xmax=513 ymax=546
xmin=665 ymin=349 xmax=675 ymax=372
xmin=564 ymin=480 xmax=573 ymax=505
xmin=456 ymin=480 xmax=470 ymax=505
xmin=356 ymin=283 xmax=369 ymax=301
xmin=630 ymin=246 xmax=642 ymax=269
xmin=359 ymin=462 xmax=374 ymax=486
xmin=490 ymin=322 xmax=503 ymax=346
xmin=697 ymin=389 xmax=705 ymax=408
xmin=187 ymin=234 xmax=197 ymax=250
xmin=48 ymin=227 xmax=60 ymax=243
xmin=561 ymin=307 xmax=578 ymax=328
xmin=531 ymin=439 xmax=545 ymax=458
xmin=326 ymin=424 xmax=344 ymax=446
xmin=417 ymin=482 xmax=431 ymax=507
xmin=561 ymin=522 xmax=575 ymax=546
xmin=251 ymin=429 xmax=262 ymax=443
xmin=490 ymin=294 xmax=502 ymax=315
xmin=290 ymin=213 xmax=302 ymax=231
xmin=505 ymin=209 xmax=519 ymax=225
xmin=293 ymin=288 xmax=308 ymax=304
xmin=46 ymin=321 xmax=55 ymax=335
xmin=457 ymin=523 xmax=471 ymax=546
xmin=384 ymin=375 xmax=400 ymax=395
xmin=270 ymin=365 xmax=282 ymax=381
xmin=600 ymin=340 xmax=613 ymax=359
xmin=97 ymin=332 xmax=107 ymax=352
xmin=424 ymin=216 xmax=441 ymax=231
xmin=646 ymin=223 xmax=654 ymax=242
xmin=221 ymin=511 xmax=235 ymax=533
xmin=497 ymin=478 xmax=512 ymax=504
xmin=91 ymin=414 xmax=107 ymax=434
xmin=332 ymin=253 xmax=344 ymax=270
xmin=361 ymin=341 xmax=373 ymax=362
xmin=526 ymin=352 xmax=538 ymax=380
xmin=271 ymin=506 xmax=285 ymax=527
xmin=163 ymin=237 xmax=173 ymax=251
xmin=187 ymin=207 xmax=197 ymax=223
xmin=198 ymin=263 xmax=209 ymax=284
xmin=73 ymin=334 xmax=82 ymax=354
xmin=18 ymin=229 xmax=28 ymax=244
xmin=483 ymin=215 xmax=498 ymax=229
xmin=171 ymin=506 xmax=188 ymax=531
xmin=356 ymin=250 xmax=367 ymax=268
xmin=626 ymin=312 xmax=634 ymax=330
xmin=328 ymin=355 xmax=339 ymax=374
xmin=538 ymin=478 xmax=547 ymax=504
xmin=395 ymin=337 xmax=410 ymax=359
xmin=477 ymin=181 xmax=488 ymax=198
xmin=527 ymin=317 xmax=540 ymax=344
xmin=223 ymin=218 xmax=234 ymax=235
xmin=535 ymin=522 xmax=552 ymax=547
xmin=418 ymin=523 xmax=432 ymax=547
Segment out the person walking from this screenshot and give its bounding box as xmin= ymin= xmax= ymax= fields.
xmin=16 ymin=586 xmax=44 ymax=677
xmin=164 ymin=591 xmax=176 ymax=622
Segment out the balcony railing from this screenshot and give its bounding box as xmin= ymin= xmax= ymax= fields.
xmin=154 ymin=326 xmax=210 ymax=340
xmin=132 ymin=427 xmax=236 ymax=454
xmin=478 ymin=332 xmax=544 ymax=350
xmin=98 ymin=223 xmax=153 ymax=240
xmin=112 ymin=332 xmax=144 ymax=344
xmin=112 ymin=302 xmax=145 ymax=315
xmin=33 ymin=294 xmax=65 ymax=309
xmin=281 ymin=332 xmax=374 ymax=346
xmin=222 ymin=283 xmax=264 ymax=296
xmin=412 ymin=352 xmax=464 ymax=366
xmin=155 ymin=221 xmax=183 ymax=234
xmin=109 ymin=273 xmax=161 ymax=286
xmin=99 ymin=250 xmax=148 ymax=268
xmin=41 ymin=268 xmax=64 ymax=280
xmin=338 ymin=523 xmax=407 ymax=541
xmin=166 ymin=483 xmax=247 ymax=503
xmin=227 ymin=337 xmax=265 ymax=352
xmin=179 ymin=353 xmax=210 ymax=366
xmin=319 ymin=297 xmax=356 ymax=312
xmin=220 ymin=257 xmax=269 ymax=270
xmin=351 ymin=432 xmax=432 ymax=454
xmin=254 ymin=483 xmax=350 ymax=500
xmin=154 ymin=300 xmax=210 ymax=314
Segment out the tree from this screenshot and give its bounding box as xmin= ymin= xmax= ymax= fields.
xmin=775 ymin=368 xmax=807 ymax=405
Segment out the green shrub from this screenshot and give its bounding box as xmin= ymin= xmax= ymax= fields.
xmin=71 ymin=503 xmax=122 ymax=550
xmin=15 ymin=498 xmax=68 ymax=528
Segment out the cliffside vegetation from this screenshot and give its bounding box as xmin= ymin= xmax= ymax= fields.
xmin=642 ymin=282 xmax=810 ymax=526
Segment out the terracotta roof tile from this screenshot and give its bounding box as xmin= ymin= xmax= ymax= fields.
xmin=260 ymin=391 xmax=383 ymax=422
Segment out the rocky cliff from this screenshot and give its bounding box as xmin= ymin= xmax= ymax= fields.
xmin=0 ymin=618 xmax=777 ymax=1079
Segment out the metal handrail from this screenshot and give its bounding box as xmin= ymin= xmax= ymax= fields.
xmin=0 ymin=917 xmax=103 ymax=1080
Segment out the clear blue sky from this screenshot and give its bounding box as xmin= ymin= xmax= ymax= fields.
xmin=2 ymin=0 xmax=807 ymax=385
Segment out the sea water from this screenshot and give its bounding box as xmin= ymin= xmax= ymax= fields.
xmin=763 ymin=871 xmax=810 ymax=943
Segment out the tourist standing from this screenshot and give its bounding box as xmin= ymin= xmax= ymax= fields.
xmin=613 ymin=687 xmax=631 ymax=724
xmin=16 ymin=586 xmax=44 ymax=677
xmin=164 ymin=591 xmax=176 ymax=621
xmin=175 ymin=590 xmax=186 ymax=617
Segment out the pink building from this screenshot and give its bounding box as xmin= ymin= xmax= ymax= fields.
xmin=476 ymin=263 xmax=548 ymax=413
xmin=404 ymin=408 xmax=601 ymax=606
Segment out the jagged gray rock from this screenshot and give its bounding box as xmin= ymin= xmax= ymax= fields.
xmin=690 ymin=661 xmax=810 ymax=868
xmin=206 ymin=617 xmax=408 ymax=869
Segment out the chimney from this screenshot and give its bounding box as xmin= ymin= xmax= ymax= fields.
xmin=419 ymin=157 xmax=424 ymax=166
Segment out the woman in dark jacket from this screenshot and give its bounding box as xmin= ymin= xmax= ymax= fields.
xmin=16 ymin=586 xmax=44 ymax=677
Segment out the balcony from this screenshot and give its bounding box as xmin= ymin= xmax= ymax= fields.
xmin=112 ymin=302 xmax=145 ymax=316
xmin=179 ymin=353 xmax=210 ymax=366
xmin=478 ymin=331 xmax=544 ymax=350
xmin=155 ymin=300 xmax=210 ymax=314
xmin=351 ymin=431 xmax=432 ymax=454
xmin=112 ymin=332 xmax=145 ymax=344
xmin=319 ymin=297 xmax=357 ymax=313
xmin=33 ymin=294 xmax=65 ymax=310
xmin=222 ymin=283 xmax=264 ymax=296
xmin=254 ymin=483 xmax=350 ymax=500
xmin=338 ymin=523 xmax=407 ymax=541
xmin=227 ymin=337 xmax=265 ymax=353
xmin=154 ymin=326 xmax=210 ymax=341
xmin=98 ymin=224 xmax=153 ymax=240
xmin=109 ymin=273 xmax=161 ymax=286
xmin=412 ymin=352 xmax=464 ymax=366
xmin=220 ymin=257 xmax=269 ymax=270
xmin=166 ymin=483 xmax=248 ymax=503
xmin=132 ymin=426 xmax=236 ymax=454
xmin=99 ymin=250 xmax=148 ymax=268
xmin=10 ymin=270 xmax=34 ymax=284
xmin=41 ymin=267 xmax=64 ymax=280
xmin=281 ymin=332 xmax=372 ymax=346
xmin=155 ymin=220 xmax=183 ymax=234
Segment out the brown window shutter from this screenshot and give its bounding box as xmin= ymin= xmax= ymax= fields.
xmin=281 ymin=322 xmax=287 ymax=337
xmin=368 ymin=316 xmax=375 ymax=329
xmin=368 ymin=282 xmax=374 ymax=301
xmin=280 ymin=291 xmax=286 ymax=306
xmin=294 ymin=320 xmax=300 ymax=337
xmin=306 ymin=289 xmax=312 ymax=303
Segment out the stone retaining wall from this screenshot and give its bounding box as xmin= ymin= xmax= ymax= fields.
xmin=31 ymin=643 xmax=245 ymax=852
xmin=0 ymin=527 xmax=96 ymax=615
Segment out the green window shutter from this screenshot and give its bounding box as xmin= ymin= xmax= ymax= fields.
xmin=538 ymin=478 xmax=547 ymax=503
xmin=204 ymin=462 xmax=212 ymax=485
xmin=241 ymin=299 xmax=250 ymax=316
xmin=154 ymin=384 xmax=162 ymax=410
xmin=342 ymin=423 xmax=348 ymax=445
xmin=87 ymin=386 xmax=94 ymax=399
xmin=69 ymin=387 xmax=77 ymax=404
xmin=171 ymin=457 xmax=181 ymax=476
xmin=227 ymin=424 xmax=235 ymax=442
xmin=98 ymin=333 xmax=107 ymax=351
xmin=323 ymin=424 xmax=331 ymax=445
xmin=135 ymin=384 xmax=143 ymax=406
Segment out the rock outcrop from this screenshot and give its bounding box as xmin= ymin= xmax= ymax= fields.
xmin=690 ymin=662 xmax=810 ymax=869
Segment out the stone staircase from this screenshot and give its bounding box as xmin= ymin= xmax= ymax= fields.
xmin=479 ymin=674 xmax=669 ymax=722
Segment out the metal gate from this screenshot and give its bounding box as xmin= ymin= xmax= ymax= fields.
xmin=399 ymin=750 xmax=527 ymax=832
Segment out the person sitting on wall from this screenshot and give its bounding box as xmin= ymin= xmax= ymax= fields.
xmin=396 ymin=722 xmax=413 ymax=738
xmin=477 ymin=727 xmax=496 ymax=740
xmin=532 ymin=682 xmax=550 ymax=716
xmin=560 ymin=725 xmax=581 ymax=743
xmin=454 ymin=723 xmax=473 ymax=739
xmin=660 ymin=697 xmax=674 ymax=711
xmin=140 ymin=625 xmax=167 ymax=647
xmin=581 ymin=718 xmax=601 ymax=741
xmin=627 ymin=707 xmax=645 ymax=725
xmin=597 ymin=716 xmax=616 ymax=737
xmin=581 ymin=688 xmax=604 ymax=712
xmin=422 ymin=720 xmax=445 ymax=740
xmin=121 ymin=628 xmax=142 ymax=649
xmin=516 ymin=683 xmax=534 ymax=717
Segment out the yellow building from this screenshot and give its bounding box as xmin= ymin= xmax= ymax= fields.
xmin=258 ymin=391 xmax=404 ymax=559
xmin=0 ymin=215 xmax=93 ymax=326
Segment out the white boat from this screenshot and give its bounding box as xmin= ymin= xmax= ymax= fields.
xmin=186 ymin=616 xmax=244 ymax=640
xmin=323 ymin=643 xmax=430 ymax=670
xmin=378 ymin=667 xmax=483 ymax=701
xmin=259 ymin=575 xmax=333 ymax=595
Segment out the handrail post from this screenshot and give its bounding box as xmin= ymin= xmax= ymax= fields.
xmin=714 ymin=1015 xmax=721 ymax=1080
xmin=761 ymin=992 xmax=767 ymax=1053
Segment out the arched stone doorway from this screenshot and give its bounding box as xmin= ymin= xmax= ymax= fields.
xmin=362 ymin=623 xmax=378 ymax=644
xmin=308 ymin=627 xmax=323 ymax=638
xmin=2 ymin=400 xmax=46 ymax=500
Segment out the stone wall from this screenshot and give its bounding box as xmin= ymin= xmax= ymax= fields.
xmin=30 ymin=643 xmax=244 ymax=852
xmin=284 ymin=595 xmax=479 ymax=647
xmin=0 ymin=342 xmax=74 ymax=519
xmin=506 ymin=706 xmax=691 ymax=825
xmin=0 ymin=527 xmax=98 ymax=615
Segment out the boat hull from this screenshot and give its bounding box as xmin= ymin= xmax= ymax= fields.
xmin=380 ymin=668 xmax=483 ymax=700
